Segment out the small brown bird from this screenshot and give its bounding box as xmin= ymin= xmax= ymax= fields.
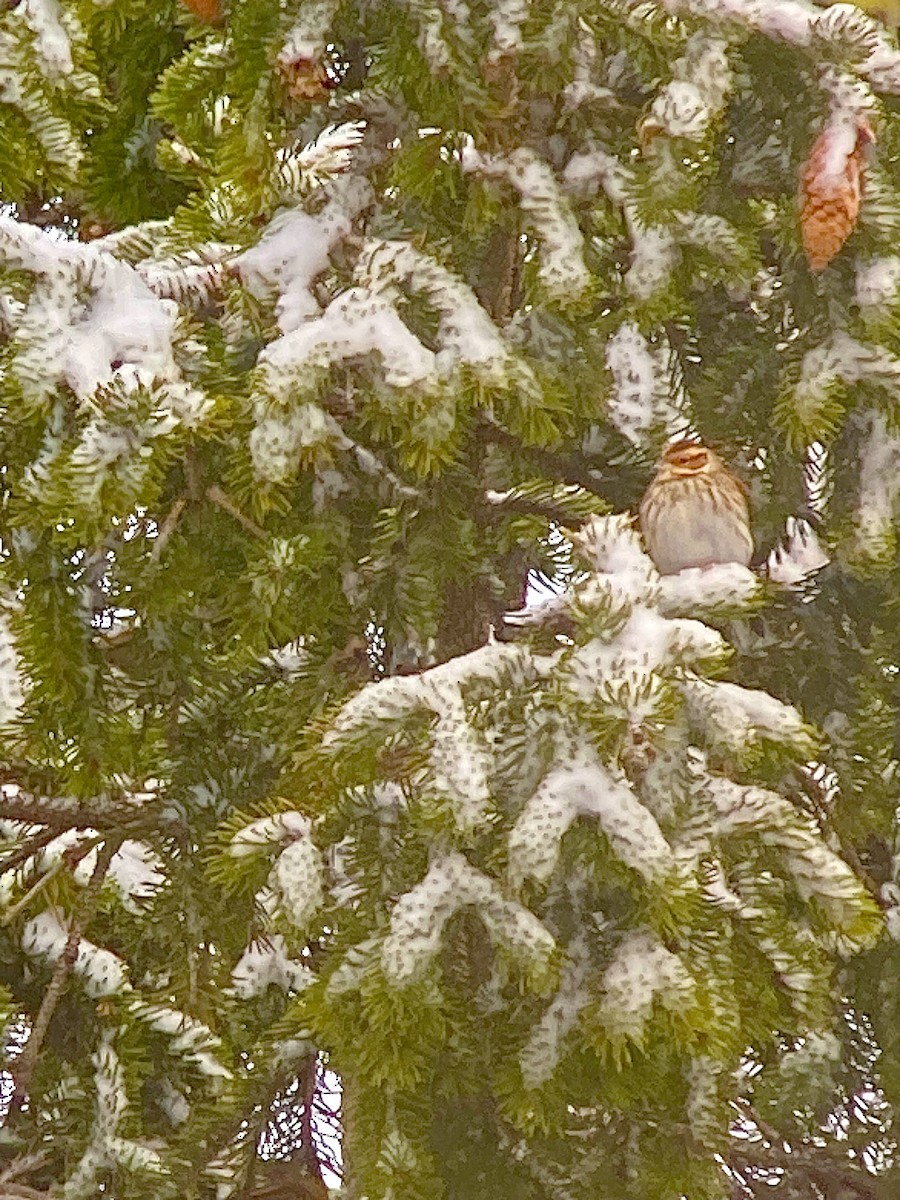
xmin=638 ymin=440 xmax=753 ymax=575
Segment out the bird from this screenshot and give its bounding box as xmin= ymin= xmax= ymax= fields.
xmin=638 ymin=439 xmax=753 ymax=575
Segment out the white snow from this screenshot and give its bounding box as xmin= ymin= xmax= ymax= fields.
xmin=654 ymin=1 xmax=900 ymax=94
xmin=855 ymin=256 xmax=900 ymax=310
xmin=0 ymin=610 xmax=25 ymax=724
xmin=235 ymin=206 xmax=351 ymax=334
xmin=16 ymin=0 xmax=73 ymax=78
xmin=561 ymin=607 xmax=728 ymax=704
xmin=519 ymin=935 xmax=590 ymax=1088
xmin=657 ymin=562 xmax=761 ymax=613
xmin=62 ymin=1039 xmax=166 ymax=1200
xmin=231 ymin=934 xmax=315 ymax=998
xmin=604 ymin=322 xmax=684 ymax=448
xmin=229 ymin=812 xmax=311 ymax=857
xmin=258 ymin=284 xmax=438 ymax=397
xmin=563 ymin=146 xmax=677 ymax=299
xmin=130 ymin=1002 xmax=232 ymax=1079
xmin=277 ymin=2 xmax=340 ymax=65
xmin=23 ymin=910 xmax=129 ymax=996
xmin=597 ymin=930 xmax=695 ymax=1043
xmin=361 ymin=239 xmax=516 ymax=384
xmin=791 ymin=334 xmax=900 ymax=443
xmin=706 ymin=776 xmax=873 ymax=938
xmin=816 ymin=114 xmax=864 ymax=184
xmin=461 ymin=144 xmax=592 ymax=300
xmin=681 ymin=677 xmax=814 ymax=756
xmin=73 ymin=839 xmax=165 ymax=909
xmin=284 ymin=120 xmax=367 ymax=188
xmin=767 ymin=518 xmax=829 ymax=585
xmin=426 ymin=681 xmax=493 ymax=831
xmin=268 ymin=835 xmax=325 ymax=933
xmin=326 ymin=643 xmax=537 ymax=834
xmin=643 ymin=80 xmax=712 ymax=142
xmin=853 ymin=411 xmax=900 ymax=560
xmin=382 ymin=850 xmax=554 ymax=984
xmin=0 ymin=218 xmax=211 ymax=425
xmin=508 ymin=751 xmax=674 ymax=888
xmin=266 ymin=639 xmax=308 ymax=675
xmin=488 ymin=0 xmax=529 ymax=58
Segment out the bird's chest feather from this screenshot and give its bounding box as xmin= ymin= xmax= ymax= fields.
xmin=652 ymin=481 xmax=751 ymax=571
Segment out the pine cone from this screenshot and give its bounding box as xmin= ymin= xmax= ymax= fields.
xmin=181 ymin=0 xmax=223 ymax=22
xmin=799 ymin=114 xmax=875 ymax=271
xmin=277 ymin=52 xmax=338 ymax=103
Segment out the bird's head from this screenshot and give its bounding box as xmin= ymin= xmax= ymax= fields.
xmin=657 ymin=439 xmax=719 ymax=479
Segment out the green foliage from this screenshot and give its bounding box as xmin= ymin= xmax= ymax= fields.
xmin=0 ymin=1 xmax=898 ymax=1199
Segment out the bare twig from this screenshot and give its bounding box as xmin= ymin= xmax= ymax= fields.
xmin=0 ymin=827 xmax=63 ymax=874
xmin=481 ymin=490 xmax=591 ymax=529
xmin=150 ymin=494 xmax=188 ymax=562
xmin=8 ymin=835 xmax=122 ymax=1117
xmin=1 ymin=859 xmax=66 ymax=927
xmin=0 ymin=1153 xmax=47 ymax=1185
xmin=0 ymin=1183 xmax=52 ymax=1200
xmin=331 ymin=430 xmax=418 ymax=499
xmin=0 ymin=789 xmax=157 ymax=832
xmin=206 ymin=485 xmax=267 ymax=540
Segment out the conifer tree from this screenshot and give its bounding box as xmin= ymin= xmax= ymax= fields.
xmin=0 ymin=1 xmax=898 ymax=1198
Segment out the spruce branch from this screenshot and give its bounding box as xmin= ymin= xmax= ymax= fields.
xmin=0 ymin=826 xmax=64 ymax=875
xmin=8 ymin=834 xmax=122 ymax=1117
xmin=477 ymin=414 xmax=634 ymax=500
xmin=481 ymin=489 xmax=592 ymax=529
xmin=0 ymin=858 xmax=66 ymax=927
xmin=206 ymin=485 xmax=268 ymax=540
xmin=0 ymin=1154 xmax=47 ymax=1186
xmin=0 ymin=1184 xmax=52 ymax=1200
xmin=0 ymin=785 xmax=170 ymax=832
xmin=150 ymin=494 xmax=189 ymax=562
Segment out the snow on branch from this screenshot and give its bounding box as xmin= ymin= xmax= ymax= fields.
xmin=62 ymin=1038 xmax=166 ymax=1200
xmin=507 ymin=748 xmax=674 ymax=889
xmin=0 ymin=610 xmax=25 ymax=725
xmin=381 ymin=850 xmax=555 ymax=985
xmin=682 ymin=678 xmax=817 ymax=758
xmin=235 ymin=177 xmax=372 ymax=336
xmin=487 ymin=0 xmax=530 ymax=61
xmin=228 ymin=811 xmax=313 ymax=858
xmin=0 ymin=217 xmax=210 ymax=424
xmin=639 ymin=33 xmax=733 ymax=143
xmin=766 ymin=517 xmax=830 ymax=585
xmin=358 ymin=239 xmax=524 ymax=386
xmin=22 ymin=910 xmax=129 ymax=997
xmin=461 ymin=144 xmax=592 ymax=301
xmin=706 ymin=776 xmax=880 ymax=945
xmin=276 ymin=120 xmax=367 ymax=195
xmin=327 ymin=643 xmax=535 ymax=833
xmin=852 ymin=410 xmax=900 ymax=561
xmin=604 ymin=321 xmax=687 ymax=449
xmin=856 ymin=255 xmax=900 ymax=312
xmin=16 ymin=0 xmax=74 ymax=79
xmin=656 ymin=0 xmax=900 ymax=95
xmin=130 ymin=1002 xmax=232 ymax=1080
xmin=784 ymin=330 xmax=900 ymax=446
xmin=230 ymin=934 xmax=315 ymax=999
xmin=597 ymin=929 xmax=695 ymax=1045
xmin=519 ymin=934 xmax=591 ymax=1088
xmin=565 ymin=146 xmax=677 ymax=303
xmin=269 ymin=834 xmax=326 ymax=934
xmin=277 ymin=0 xmax=340 ymax=65
xmin=0 ymin=0 xmax=97 ymax=177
